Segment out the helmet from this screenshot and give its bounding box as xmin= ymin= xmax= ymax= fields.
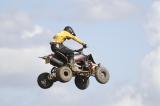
xmin=64 ymin=26 xmax=76 ymax=36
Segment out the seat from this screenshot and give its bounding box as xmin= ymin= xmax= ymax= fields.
xmin=54 ymin=51 xmax=68 ymax=64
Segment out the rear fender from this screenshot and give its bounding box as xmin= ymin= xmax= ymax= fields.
xmin=74 ymin=54 xmax=86 ymax=63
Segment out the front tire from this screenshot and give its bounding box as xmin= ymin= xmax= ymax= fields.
xmin=57 ymin=66 xmax=72 ymax=83
xmin=37 ymin=72 xmax=54 ymax=89
xmin=75 ymin=76 xmax=89 ymax=90
xmin=95 ymin=67 xmax=110 ymax=84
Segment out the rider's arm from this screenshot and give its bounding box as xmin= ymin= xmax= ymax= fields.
xmin=66 ymin=31 xmax=85 ymax=45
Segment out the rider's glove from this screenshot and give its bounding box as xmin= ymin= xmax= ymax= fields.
xmin=83 ymin=44 xmax=87 ymax=48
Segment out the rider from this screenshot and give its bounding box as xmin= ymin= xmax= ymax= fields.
xmin=50 ymin=26 xmax=87 ymax=65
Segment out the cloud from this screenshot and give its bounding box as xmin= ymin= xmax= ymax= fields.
xmin=143 ymin=0 xmax=160 ymax=89
xmin=87 ymin=85 xmax=144 ymax=106
xmin=22 ymin=25 xmax=45 ymax=39
xmin=0 ymin=0 xmax=138 ymax=22
xmin=0 ymin=11 xmax=52 ymax=48
xmin=146 ymin=0 xmax=160 ymax=46
xmin=51 ymin=0 xmax=138 ymax=21
xmin=141 ymin=0 xmax=160 ymax=105
xmin=114 ymin=95 xmax=143 ymax=106
xmin=142 ymin=47 xmax=160 ymax=89
xmin=79 ymin=0 xmax=137 ymax=20
xmin=112 ymin=87 xmax=143 ymax=106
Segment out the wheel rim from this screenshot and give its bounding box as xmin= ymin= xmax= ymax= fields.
xmin=100 ymin=71 xmax=106 ymax=79
xmin=64 ymin=71 xmax=69 ymax=76
xmin=95 ymin=67 xmax=110 ymax=84
xmin=58 ymin=66 xmax=72 ymax=82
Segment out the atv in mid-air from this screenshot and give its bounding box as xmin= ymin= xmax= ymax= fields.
xmin=37 ymin=47 xmax=110 ymax=90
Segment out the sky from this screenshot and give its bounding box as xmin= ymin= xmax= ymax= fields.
xmin=0 ymin=0 xmax=160 ymax=106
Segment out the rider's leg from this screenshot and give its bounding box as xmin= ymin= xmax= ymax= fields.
xmin=59 ymin=44 xmax=74 ymax=63
xmin=50 ymin=43 xmax=60 ymax=53
xmin=50 ymin=43 xmax=56 ymax=52
xmin=59 ymin=45 xmax=82 ymax=71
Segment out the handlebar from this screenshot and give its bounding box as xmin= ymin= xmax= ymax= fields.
xmin=74 ymin=47 xmax=85 ymax=53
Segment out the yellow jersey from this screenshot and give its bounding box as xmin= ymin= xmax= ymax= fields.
xmin=52 ymin=31 xmax=85 ymax=45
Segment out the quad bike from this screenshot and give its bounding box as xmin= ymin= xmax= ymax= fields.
xmin=37 ymin=47 xmax=110 ymax=90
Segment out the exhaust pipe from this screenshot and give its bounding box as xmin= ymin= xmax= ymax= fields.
xmin=50 ymin=57 xmax=64 ymax=66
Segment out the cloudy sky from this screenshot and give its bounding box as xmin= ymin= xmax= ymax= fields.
xmin=0 ymin=0 xmax=160 ymax=106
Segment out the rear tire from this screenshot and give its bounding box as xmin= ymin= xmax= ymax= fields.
xmin=57 ymin=66 xmax=72 ymax=83
xmin=37 ymin=72 xmax=54 ymax=89
xmin=95 ymin=67 xmax=110 ymax=84
xmin=75 ymin=76 xmax=89 ymax=90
